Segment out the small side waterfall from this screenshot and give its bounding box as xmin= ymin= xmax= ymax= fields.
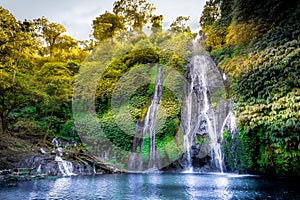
xmin=55 ymin=156 xmax=75 ymax=176
xmin=147 ymin=65 xmax=162 ymax=170
xmin=37 ymin=164 xmax=42 ymax=173
xmin=221 ymin=111 xmax=238 ymax=135
xmin=128 ymin=65 xmax=162 ymax=172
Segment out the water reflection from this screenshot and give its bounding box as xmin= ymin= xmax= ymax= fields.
xmin=215 ymin=176 xmax=233 ymax=199
xmin=93 ymin=175 xmax=112 ymax=199
xmin=47 ymin=177 xmax=72 ymax=199
xmin=0 ymin=173 xmax=299 ymax=199
xmin=127 ymin=174 xmax=144 ymax=198
xmin=27 ymin=180 xmax=39 ymax=199
xmin=184 ymin=174 xmax=199 ymax=199
xmin=147 ymin=174 xmax=163 ymax=199
xmin=126 ymin=174 xmax=164 ymax=199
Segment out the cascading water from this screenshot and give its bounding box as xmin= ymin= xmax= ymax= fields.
xmin=147 ymin=65 xmax=162 ymax=170
xmin=55 ymin=156 xmax=76 ymax=176
xmin=128 ymin=65 xmax=162 ymax=172
xmin=221 ymin=111 xmax=238 ymax=135
xmin=127 ymin=35 xmax=234 ymax=173
xmin=37 ymin=164 xmax=42 ymax=173
xmin=182 ymin=35 xmax=226 ymax=173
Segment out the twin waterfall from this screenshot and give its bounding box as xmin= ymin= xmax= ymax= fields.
xmin=146 ymin=66 xmax=162 ymax=170
xmin=128 ymin=35 xmax=237 ymax=173
xmin=182 ymin=55 xmax=224 ymax=173
xmin=128 ymin=65 xmax=163 ymax=172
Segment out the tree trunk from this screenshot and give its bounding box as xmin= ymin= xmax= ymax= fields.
xmin=0 ymin=112 xmax=7 ymax=134
xmin=42 ymin=107 xmax=54 ymax=146
xmin=1 ymin=115 xmax=6 ymax=133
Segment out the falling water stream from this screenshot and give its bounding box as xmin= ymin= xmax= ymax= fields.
xmin=128 ymin=65 xmax=162 ymax=171
xmin=182 ymin=35 xmax=226 ymax=172
xmin=55 ymin=156 xmax=75 ymax=177
xmin=146 ymin=65 xmax=162 ymax=170
xmin=221 ymin=111 xmax=238 ymax=135
xmin=128 ymin=35 xmax=230 ymax=172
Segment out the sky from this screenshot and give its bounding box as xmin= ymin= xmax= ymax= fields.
xmin=0 ymin=0 xmax=206 ymax=40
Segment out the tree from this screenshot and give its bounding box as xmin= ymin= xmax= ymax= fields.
xmin=199 ymin=0 xmax=221 ymax=29
xmin=36 ymin=62 xmax=72 ymax=145
xmin=220 ymin=0 xmax=234 ymax=23
xmin=150 ymin=15 xmax=163 ymax=33
xmin=33 ymin=17 xmax=88 ymax=62
xmin=52 ymin=35 xmax=88 ymax=62
xmin=113 ymin=0 xmax=155 ymax=32
xmin=169 ymin=16 xmax=191 ymax=34
xmin=199 ymin=0 xmax=234 ymax=51
xmin=34 ymin=17 xmax=66 ymax=56
xmin=0 ymin=7 xmax=37 ymax=133
xmin=92 ymin=11 xmax=124 ymax=42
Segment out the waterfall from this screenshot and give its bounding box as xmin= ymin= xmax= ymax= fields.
xmin=146 ymin=65 xmax=162 ymax=170
xmin=126 ymin=34 xmax=232 ymax=173
xmin=182 ymin=35 xmax=225 ymax=172
xmin=93 ymin=164 xmax=96 ymax=174
xmin=128 ymin=65 xmax=162 ymax=172
xmin=37 ymin=164 xmax=42 ymax=173
xmin=221 ymin=111 xmax=238 ymax=135
xmin=55 ymin=156 xmax=76 ymax=176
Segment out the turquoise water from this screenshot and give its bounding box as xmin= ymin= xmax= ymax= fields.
xmin=0 ymin=173 xmax=299 ymax=199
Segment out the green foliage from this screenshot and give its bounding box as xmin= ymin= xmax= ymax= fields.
xmin=199 ymin=0 xmax=221 ymax=29
xmin=0 ymin=0 xmax=207 ymax=172
xmin=195 ymin=136 xmax=209 ymax=145
xmin=225 ymin=20 xmax=269 ymax=47
xmin=96 ymin=48 xmax=159 ymax=101
xmin=151 ymin=15 xmax=163 ymax=33
xmin=34 ymin=17 xmax=88 ymax=61
xmin=230 ymin=28 xmax=300 ymax=175
xmin=92 ymin=12 xmax=124 ymax=42
xmin=233 ymin=0 xmax=298 ymax=22
xmin=86 ymin=29 xmax=191 ymax=168
xmin=99 ymin=117 xmax=133 ymax=151
xmin=222 ymin=130 xmax=251 ymax=173
xmin=202 ymin=20 xmax=228 ymax=51
xmin=210 ymin=47 xmax=234 ymax=63
xmin=0 ymin=7 xmax=37 ymax=133
xmin=169 ymin=16 xmax=191 ymax=35
xmin=0 ymin=7 xmax=84 ymax=147
xmin=59 ymin=120 xmax=79 ymax=141
xmin=113 ymin=0 xmax=155 ymax=32
xmin=157 ymin=134 xmax=181 ymax=161
xmin=200 ymin=0 xmax=300 ymax=175
xmin=158 ymin=33 xmax=193 ymax=72
xmin=141 ymin=134 xmax=150 ymax=162
xmin=129 ymin=87 xmax=149 ymax=121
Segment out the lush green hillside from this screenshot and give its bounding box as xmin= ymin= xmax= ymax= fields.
xmin=201 ymin=0 xmax=300 ymax=175
xmin=73 ymin=32 xmax=193 ymax=168
xmin=0 ymin=1 xmax=193 ymax=171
